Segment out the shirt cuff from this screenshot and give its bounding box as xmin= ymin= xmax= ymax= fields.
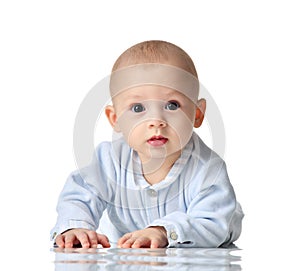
xmin=147 ymin=222 xmax=181 ymax=247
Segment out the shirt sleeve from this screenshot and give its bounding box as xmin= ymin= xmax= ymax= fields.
xmin=148 ymin=159 xmax=244 ymax=248
xmin=50 ymin=143 xmax=115 ymax=241
xmin=50 ymin=172 xmax=107 ymax=241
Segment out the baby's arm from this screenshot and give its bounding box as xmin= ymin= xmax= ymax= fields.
xmin=55 ymin=228 xmax=110 ymax=248
xmin=51 ymin=169 xmax=109 ymax=247
xmin=147 ymin=160 xmax=243 ymax=248
xmin=51 ymin=142 xmax=117 ymax=248
xmin=116 ymin=162 xmax=242 ymax=248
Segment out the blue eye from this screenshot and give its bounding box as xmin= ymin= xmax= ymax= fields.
xmin=131 ymin=103 xmax=145 ymax=113
xmin=165 ymin=101 xmax=180 ymax=111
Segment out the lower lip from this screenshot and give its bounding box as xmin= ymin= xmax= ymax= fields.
xmin=147 ymin=138 xmax=168 ymax=147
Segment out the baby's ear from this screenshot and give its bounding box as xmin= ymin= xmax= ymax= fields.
xmin=194 ymin=98 xmax=206 ymax=128
xmin=105 ymin=105 xmax=121 ymax=132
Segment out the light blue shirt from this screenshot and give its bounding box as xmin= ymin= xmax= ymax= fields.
xmin=51 ymin=132 xmax=243 ymax=247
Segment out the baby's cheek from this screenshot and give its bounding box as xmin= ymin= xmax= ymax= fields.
xmin=117 ymin=112 xmax=141 ymax=138
xmin=127 ymin=128 xmax=142 ymax=147
xmin=166 ymin=112 xmax=194 ymax=148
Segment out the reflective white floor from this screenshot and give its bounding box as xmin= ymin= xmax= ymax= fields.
xmin=52 ymin=247 xmax=242 ymax=271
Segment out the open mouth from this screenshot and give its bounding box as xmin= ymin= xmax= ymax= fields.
xmin=147 ymin=135 xmax=168 ymax=147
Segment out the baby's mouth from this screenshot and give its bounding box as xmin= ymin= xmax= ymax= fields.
xmin=147 ymin=135 xmax=168 ymax=147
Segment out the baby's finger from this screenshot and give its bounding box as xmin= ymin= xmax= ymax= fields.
xmin=55 ymin=234 xmax=65 ymax=248
xmin=64 ymin=233 xmax=77 ymax=248
xmin=122 ymin=238 xmax=136 ymax=248
xmin=132 ymin=237 xmax=150 ymax=248
xmin=76 ymin=231 xmax=91 ymax=248
xmin=150 ymin=239 xmax=160 ymax=248
xmin=117 ymin=233 xmax=132 ymax=247
xmin=97 ymin=234 xmax=111 ymax=248
xmin=86 ymin=231 xmax=99 ymax=248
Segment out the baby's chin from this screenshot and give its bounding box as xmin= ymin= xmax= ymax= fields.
xmin=136 ymin=147 xmax=182 ymax=164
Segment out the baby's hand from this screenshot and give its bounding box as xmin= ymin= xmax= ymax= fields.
xmin=55 ymin=228 xmax=110 ymax=248
xmin=117 ymin=226 xmax=168 ymax=248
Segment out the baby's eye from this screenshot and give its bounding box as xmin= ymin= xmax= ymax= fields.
xmin=165 ymin=101 xmax=180 ymax=111
xmin=131 ymin=103 xmax=145 ymax=113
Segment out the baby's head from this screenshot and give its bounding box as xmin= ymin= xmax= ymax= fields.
xmin=106 ymin=40 xmax=206 ymax=164
xmin=111 ymin=40 xmax=198 ymax=77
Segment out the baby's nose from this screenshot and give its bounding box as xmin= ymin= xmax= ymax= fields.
xmin=147 ymin=118 xmax=167 ymax=129
xmin=146 ymin=103 xmax=167 ymax=129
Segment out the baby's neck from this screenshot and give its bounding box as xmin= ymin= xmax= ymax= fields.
xmin=140 ymin=151 xmax=181 ymax=185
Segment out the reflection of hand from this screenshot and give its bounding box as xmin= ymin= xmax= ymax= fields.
xmin=55 ymin=228 xmax=110 ymax=248
xmin=117 ymin=226 xmax=168 ymax=248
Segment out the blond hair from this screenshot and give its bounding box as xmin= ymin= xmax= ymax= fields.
xmin=112 ymin=40 xmax=198 ymax=78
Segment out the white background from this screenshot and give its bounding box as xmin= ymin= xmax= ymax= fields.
xmin=1 ymin=0 xmax=299 ymax=270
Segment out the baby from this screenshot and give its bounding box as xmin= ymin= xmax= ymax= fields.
xmin=51 ymin=40 xmax=244 ymax=248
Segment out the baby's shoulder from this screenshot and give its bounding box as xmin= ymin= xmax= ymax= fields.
xmin=95 ymin=137 xmax=131 ymax=162
xmin=186 ymin=134 xmax=229 ymax=194
xmin=191 ymin=132 xmax=224 ymax=166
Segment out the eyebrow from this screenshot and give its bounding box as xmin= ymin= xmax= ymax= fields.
xmin=125 ymin=88 xmax=183 ymax=99
xmin=125 ymin=93 xmax=144 ymax=99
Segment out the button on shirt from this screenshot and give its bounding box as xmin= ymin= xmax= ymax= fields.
xmin=147 ymin=189 xmax=157 ymax=197
xmin=170 ymin=231 xmax=178 ymax=240
xmin=51 ymin=132 xmax=244 ymax=247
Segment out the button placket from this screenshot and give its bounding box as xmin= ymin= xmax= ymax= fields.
xmin=145 ymin=188 xmax=159 ymax=222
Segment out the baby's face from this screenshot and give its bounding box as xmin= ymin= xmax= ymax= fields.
xmin=107 ymin=85 xmax=200 ymax=163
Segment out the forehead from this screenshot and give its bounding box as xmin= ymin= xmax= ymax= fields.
xmin=110 ymin=63 xmax=199 ymax=103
